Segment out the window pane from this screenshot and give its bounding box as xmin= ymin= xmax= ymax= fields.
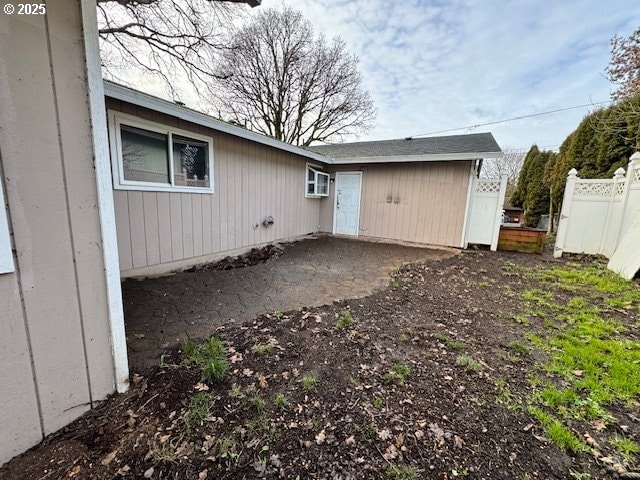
xmin=173 ymin=135 xmax=210 ymax=188
xmin=308 ymin=167 xmax=316 ymax=182
xmin=121 ymin=125 xmax=169 ymax=184
xmin=307 ymin=182 xmax=315 ymax=195
xmin=316 ymin=173 xmax=329 ymax=195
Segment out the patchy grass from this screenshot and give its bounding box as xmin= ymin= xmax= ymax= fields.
xmin=456 ymin=354 xmax=484 ymax=373
xmin=252 ymin=343 xmax=274 ymax=355
xmin=610 ymin=436 xmax=640 ymax=466
xmin=335 ymin=310 xmax=355 ymax=329
xmin=384 ymin=363 xmax=412 ymax=386
xmin=300 ymin=374 xmax=317 ymax=392
xmin=273 ymin=393 xmax=290 ymax=410
xmin=384 ymin=464 xmax=418 ymax=480
xmin=185 ymin=392 xmax=216 ymax=431
xmin=183 ymin=336 xmax=229 ymax=383
xmin=515 ymin=264 xmax=640 ymax=457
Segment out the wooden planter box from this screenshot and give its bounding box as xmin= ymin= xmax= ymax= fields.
xmin=498 ymin=227 xmax=547 ymax=254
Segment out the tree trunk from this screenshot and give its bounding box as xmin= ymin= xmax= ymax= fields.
xmin=547 ymin=187 xmax=554 ymax=235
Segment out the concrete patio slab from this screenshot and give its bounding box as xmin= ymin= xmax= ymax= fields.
xmin=123 ymin=236 xmax=454 ymax=369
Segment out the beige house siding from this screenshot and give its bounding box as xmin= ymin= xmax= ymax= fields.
xmin=0 ymin=1 xmax=119 ymax=465
xmin=107 ymin=99 xmax=322 ymax=277
xmin=320 ymin=162 xmax=472 ymax=247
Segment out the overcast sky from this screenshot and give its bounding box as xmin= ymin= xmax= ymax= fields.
xmin=251 ymin=0 xmax=640 ymax=151
xmin=122 ymin=0 xmax=640 ymax=152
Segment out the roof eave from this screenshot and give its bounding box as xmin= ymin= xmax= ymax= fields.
xmin=103 ymin=81 xmax=331 ymax=165
xmin=328 ymin=151 xmax=504 ymax=164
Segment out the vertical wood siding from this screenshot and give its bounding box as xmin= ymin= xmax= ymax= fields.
xmin=320 ymin=162 xmax=472 ymax=247
xmin=109 ymin=99 xmax=322 ymax=276
xmin=0 ymin=1 xmax=118 ymax=464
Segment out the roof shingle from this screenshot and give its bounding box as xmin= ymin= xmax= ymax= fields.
xmin=309 ymin=132 xmax=502 ymax=159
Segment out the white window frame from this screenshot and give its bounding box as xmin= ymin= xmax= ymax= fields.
xmin=0 ymin=177 xmax=14 ymax=274
xmin=108 ymin=110 xmax=215 ymax=194
xmin=305 ymin=163 xmax=330 ymax=198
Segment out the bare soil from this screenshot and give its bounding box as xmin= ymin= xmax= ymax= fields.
xmin=2 ymin=250 xmax=638 ymax=480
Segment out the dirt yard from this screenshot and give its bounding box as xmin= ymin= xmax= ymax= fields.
xmin=2 ymin=250 xmax=639 ymax=480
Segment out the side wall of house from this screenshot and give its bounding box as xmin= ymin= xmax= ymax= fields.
xmin=319 ymin=162 xmax=472 ymax=247
xmin=0 ymin=2 xmax=118 ymax=465
xmin=107 ymin=99 xmax=323 ymax=277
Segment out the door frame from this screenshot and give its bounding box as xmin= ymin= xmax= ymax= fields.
xmin=332 ymin=171 xmax=363 ymax=237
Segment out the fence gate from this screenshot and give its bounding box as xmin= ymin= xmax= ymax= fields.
xmin=465 ymin=175 xmax=508 ymax=251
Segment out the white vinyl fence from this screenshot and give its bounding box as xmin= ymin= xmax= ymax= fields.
xmin=554 ymin=153 xmax=640 ymax=261
xmin=465 ymin=175 xmax=508 ymax=250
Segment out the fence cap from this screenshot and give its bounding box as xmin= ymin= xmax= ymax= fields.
xmin=631 ymin=152 xmax=640 ymax=162
xmin=568 ymin=168 xmax=578 ymax=178
xmin=614 ymin=167 xmax=626 ymax=178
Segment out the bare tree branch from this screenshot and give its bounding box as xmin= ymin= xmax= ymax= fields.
xmin=96 ymin=0 xmax=254 ymax=98
xmin=210 ymin=6 xmax=376 ymax=146
xmin=606 ymin=27 xmax=640 ymax=101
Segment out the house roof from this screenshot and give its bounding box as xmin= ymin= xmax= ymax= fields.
xmin=103 ymin=81 xmax=502 ymax=166
xmin=103 ymin=81 xmax=330 ymax=165
xmin=310 ymin=133 xmax=503 ymax=164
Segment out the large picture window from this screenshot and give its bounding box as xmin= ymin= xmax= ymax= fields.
xmin=306 ymin=164 xmax=329 ymax=197
xmin=109 ymin=111 xmax=214 ymax=193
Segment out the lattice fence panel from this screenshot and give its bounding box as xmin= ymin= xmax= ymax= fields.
xmin=574 ymin=182 xmax=615 ymax=197
xmin=475 ymin=181 xmax=501 ymax=194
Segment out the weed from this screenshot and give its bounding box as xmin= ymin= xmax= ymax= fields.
xmin=185 ymin=392 xmax=216 ymax=430
xmin=373 ymin=396 xmax=384 ymax=409
xmin=447 ymin=339 xmax=467 ymax=351
xmin=384 ymin=363 xmax=412 ymax=386
xmin=203 ymin=356 xmax=229 ymax=383
xmin=456 ymin=355 xmax=484 ymax=373
xmin=335 ymin=310 xmax=355 ymax=329
xmin=252 ymin=343 xmax=274 ymax=355
xmin=273 ymin=393 xmax=290 ymax=410
xmin=215 ymin=435 xmax=239 ymax=460
xmin=508 ymin=341 xmax=530 ymax=356
xmin=384 ymin=464 xmax=418 ymax=480
xmin=301 ymin=374 xmax=317 ymax=392
xmin=247 ymin=415 xmax=277 ymax=440
xmin=250 ymin=394 xmax=266 ymax=411
xmin=611 ymin=435 xmax=640 ymax=465
xmin=495 ymin=378 xmax=520 ymax=410
xmin=568 ymin=471 xmax=591 ymax=480
xmin=390 ymin=280 xmax=401 ymax=289
xmin=361 ymin=422 xmax=378 ymax=439
xmin=432 ymin=332 xmax=449 ymax=342
xmin=229 ymin=384 xmax=244 ymax=399
xmin=182 ymin=336 xmax=229 ymax=383
xmin=273 ymin=310 xmax=284 ymax=319
xmin=151 ymin=445 xmax=177 ymax=463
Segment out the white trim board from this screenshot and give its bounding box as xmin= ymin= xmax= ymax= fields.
xmin=82 ymin=1 xmax=129 ymax=393
xmin=328 ymin=153 xmax=503 ymax=164
xmin=0 ymin=171 xmax=14 ymax=274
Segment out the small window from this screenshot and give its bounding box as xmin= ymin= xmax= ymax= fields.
xmin=306 ymin=164 xmax=329 ymax=197
xmin=109 ymin=111 xmax=214 ymax=193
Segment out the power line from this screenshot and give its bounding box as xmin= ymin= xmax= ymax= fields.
xmin=406 ymin=100 xmax=612 ymax=139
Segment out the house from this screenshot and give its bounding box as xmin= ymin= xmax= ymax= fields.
xmin=105 ymin=81 xmax=504 ymax=278
xmin=0 ymin=0 xmax=504 ymax=465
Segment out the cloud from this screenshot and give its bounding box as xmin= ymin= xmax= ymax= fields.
xmin=260 ymin=0 xmax=640 ymax=150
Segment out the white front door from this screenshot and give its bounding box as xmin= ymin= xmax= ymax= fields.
xmin=334 ymin=172 xmax=362 ymax=236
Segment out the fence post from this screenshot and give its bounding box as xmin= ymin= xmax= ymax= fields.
xmin=613 ymin=152 xmax=640 ymax=250
xmin=600 ymin=167 xmax=626 ymax=256
xmin=553 ymin=168 xmax=579 ymax=258
xmin=490 ymin=174 xmax=508 ymax=251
